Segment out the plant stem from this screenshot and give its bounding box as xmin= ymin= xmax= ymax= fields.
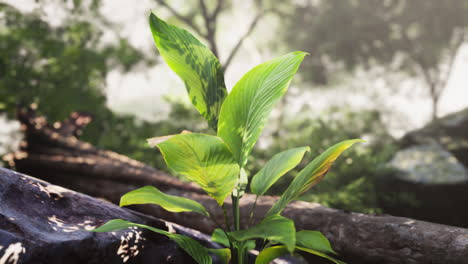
xmin=232 ymin=193 xmax=240 ymax=231
xmin=221 ymin=204 xmax=231 ymax=232
xmin=231 ymin=190 xmax=247 ymax=264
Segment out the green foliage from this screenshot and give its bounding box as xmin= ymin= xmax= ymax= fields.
xmin=149 ymin=14 xmax=227 ymax=130
xmin=267 ymin=139 xmax=364 ymax=216
xmin=208 ymin=248 xmax=231 ymax=264
xmin=120 ymin=186 xmax=209 ymax=216
xmin=92 ymin=219 xmax=212 ymax=264
xmin=217 ymin=52 xmax=307 ymax=167
xmin=251 ymin=147 xmax=309 ymax=196
xmin=156 ymin=133 xmax=239 ymax=205
xmin=0 ymin=3 xmax=146 ymax=120
xmin=255 ymin=246 xmax=289 ymax=264
xmin=92 ymin=13 xmax=364 ymax=264
xmin=251 ymin=107 xmax=396 ymax=214
xmin=295 ymin=246 xmax=345 ymax=264
xmin=0 ymin=2 xmax=167 ymax=171
xmin=211 ymin=228 xmax=230 ymax=247
xmin=230 ymin=215 xmax=296 ymax=252
xmin=296 ymin=230 xmax=337 ymax=255
xmin=255 ymin=245 xmax=346 ymax=264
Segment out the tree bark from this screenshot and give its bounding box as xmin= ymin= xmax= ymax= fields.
xmin=5 ymin=106 xmax=468 ymax=264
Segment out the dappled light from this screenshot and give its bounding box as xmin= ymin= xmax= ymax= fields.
xmin=1 ymin=0 xmax=467 ymax=263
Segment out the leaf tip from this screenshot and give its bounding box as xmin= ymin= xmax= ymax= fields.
xmin=118 ymin=198 xmax=126 ymax=207
xmin=292 ymin=51 xmax=309 ymax=57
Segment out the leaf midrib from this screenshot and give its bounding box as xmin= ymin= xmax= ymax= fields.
xmin=181 ymin=137 xmax=211 ymax=187
xmin=239 ymin=66 xmax=273 ymax=166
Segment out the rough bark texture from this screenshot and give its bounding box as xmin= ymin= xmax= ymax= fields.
xmin=0 ymin=167 xmax=224 ymax=264
xmin=5 ymin=107 xmax=468 ymax=264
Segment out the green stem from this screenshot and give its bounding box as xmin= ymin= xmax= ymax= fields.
xmin=231 ymin=190 xmax=247 ymax=264
xmin=231 ymin=193 xmax=240 ymax=231
xmin=221 ymin=204 xmax=231 ymax=232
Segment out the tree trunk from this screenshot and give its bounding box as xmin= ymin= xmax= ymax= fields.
xmin=5 ymin=106 xmax=468 ymax=264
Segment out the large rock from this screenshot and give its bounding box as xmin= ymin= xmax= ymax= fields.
xmin=0 ymin=167 xmax=219 ymax=264
xmin=380 ymin=108 xmax=468 ymax=227
xmin=400 ymin=107 xmax=468 ymax=166
xmin=389 ymin=143 xmax=468 ymax=184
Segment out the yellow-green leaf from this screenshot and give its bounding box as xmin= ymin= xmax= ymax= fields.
xmin=120 ymin=186 xmax=209 ymax=216
xmin=255 ymin=246 xmax=289 ymax=264
xmin=229 ymin=215 xmax=296 ymax=252
xmin=251 ymin=147 xmax=310 ymax=196
xmin=296 ymin=230 xmax=337 ymax=255
xmin=149 ymin=13 xmax=227 ymax=130
xmin=208 ymin=248 xmax=231 ymax=264
xmin=255 ymin=245 xmax=345 ymax=264
xmin=211 ymin=228 xmax=230 ymax=247
xmin=217 ymin=52 xmax=307 ymax=167
xmin=157 ymin=133 xmax=239 ymax=205
xmin=267 ymin=139 xmax=364 ymax=216
xmin=296 ymin=246 xmax=346 ymax=264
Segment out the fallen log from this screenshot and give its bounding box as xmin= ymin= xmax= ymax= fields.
xmin=0 ymin=167 xmax=225 ymax=264
xmin=5 ymin=106 xmax=468 ymax=264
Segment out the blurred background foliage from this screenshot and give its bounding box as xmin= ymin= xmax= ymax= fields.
xmin=1 ymin=0 xmax=467 ymax=215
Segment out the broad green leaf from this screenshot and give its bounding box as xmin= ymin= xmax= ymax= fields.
xmin=91 ymin=219 xmax=137 ymax=233
xmin=255 ymin=246 xmax=289 ymax=264
xmin=296 ymin=246 xmax=345 ymax=264
xmin=119 ymin=186 xmax=209 ymax=216
xmin=255 ymin=246 xmax=345 ymax=264
xmin=217 ymin=52 xmax=307 ymax=167
xmin=157 ymin=133 xmax=239 ymax=205
xmin=211 ymin=228 xmax=230 ymax=247
xmin=92 ymin=219 xmax=212 ymax=264
xmin=296 ymin=230 xmax=337 ymax=255
xmin=251 ymin=147 xmax=310 ymax=196
xmin=267 ymin=139 xmax=364 ymax=216
xmin=149 ymin=13 xmax=227 ymax=130
xmin=229 ymin=215 xmax=296 ymax=252
xmin=208 ymin=248 xmax=231 ymax=264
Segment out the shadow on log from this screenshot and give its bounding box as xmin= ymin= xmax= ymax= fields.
xmin=5 ymin=106 xmax=468 ymax=264
xmin=0 ymin=167 xmax=224 ymax=264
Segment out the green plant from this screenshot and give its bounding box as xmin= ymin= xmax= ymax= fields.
xmin=91 ymin=12 xmax=363 ymax=264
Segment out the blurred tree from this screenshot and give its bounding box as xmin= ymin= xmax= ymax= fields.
xmin=155 ymin=0 xmax=284 ymax=70
xmin=0 ymin=2 xmax=168 ymax=168
xmin=282 ymin=0 xmax=468 ymax=120
xmin=0 ymin=2 xmax=147 ymax=120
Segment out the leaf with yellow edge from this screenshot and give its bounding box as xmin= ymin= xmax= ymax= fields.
xmin=267 ymin=139 xmax=365 ymax=216
xmin=156 ymin=133 xmax=239 ymax=205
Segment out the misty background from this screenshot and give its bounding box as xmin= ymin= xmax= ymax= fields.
xmin=1 ymin=0 xmax=468 ymax=223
